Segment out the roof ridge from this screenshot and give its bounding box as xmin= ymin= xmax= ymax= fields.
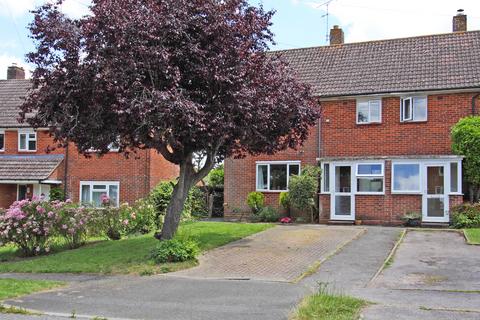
xmin=271 ymin=29 xmax=480 ymax=53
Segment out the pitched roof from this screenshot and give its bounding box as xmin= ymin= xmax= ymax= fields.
xmin=0 ymin=155 xmax=64 ymax=181
xmin=275 ymin=31 xmax=480 ymax=97
xmin=0 ymin=79 xmax=31 ymax=128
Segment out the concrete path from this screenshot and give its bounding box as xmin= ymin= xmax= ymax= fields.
xmin=357 ymin=230 xmax=480 ymax=319
xmin=173 ymin=225 xmax=365 ymax=282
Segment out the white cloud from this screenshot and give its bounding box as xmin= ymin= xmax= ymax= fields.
xmin=294 ymin=0 xmax=480 ymax=43
xmin=0 ymin=0 xmax=91 ymax=18
xmin=0 ymin=54 xmax=31 ymax=79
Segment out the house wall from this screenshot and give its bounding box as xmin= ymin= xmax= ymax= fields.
xmin=224 ymin=92 xmax=474 ymax=223
xmin=149 ymin=149 xmax=179 ymax=189
xmin=0 ymin=129 xmax=176 ymax=206
xmin=320 ymin=93 xmax=473 ymax=157
xmin=224 ymin=125 xmax=319 ymax=220
xmin=0 ymin=184 xmax=17 ymax=209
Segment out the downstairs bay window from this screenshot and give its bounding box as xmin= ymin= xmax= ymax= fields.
xmin=80 ymin=181 xmax=119 ymax=207
xmin=256 ymin=161 xmax=300 ymax=192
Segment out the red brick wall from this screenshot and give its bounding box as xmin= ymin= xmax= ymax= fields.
xmin=0 ymin=184 xmax=17 ymax=209
xmin=2 ymin=130 xmax=63 ymax=155
xmin=320 ymin=93 xmax=473 ymax=157
xmin=149 ymin=149 xmax=179 ymax=189
xmin=224 ymin=125 xmax=319 ymax=220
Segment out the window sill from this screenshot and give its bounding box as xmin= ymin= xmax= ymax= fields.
xmin=18 ymin=150 xmax=37 ymax=153
xmin=391 ymin=191 xmax=422 ymax=195
xmin=256 ymin=190 xmax=288 ymax=193
xmin=356 ymin=192 xmax=385 ymax=195
xmin=356 ymin=122 xmax=382 ymax=126
xmin=400 ymin=120 xmax=428 ymax=124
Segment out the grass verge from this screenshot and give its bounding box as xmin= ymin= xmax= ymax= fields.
xmin=291 ymin=288 xmax=367 ymax=320
xmin=0 ymin=222 xmax=273 ymax=275
xmin=0 ymin=278 xmax=64 ymax=300
xmin=464 ymin=229 xmax=480 ymax=245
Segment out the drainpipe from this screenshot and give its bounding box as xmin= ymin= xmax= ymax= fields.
xmin=472 ymin=93 xmax=480 ymax=115
xmin=63 ymin=143 xmax=69 ymax=200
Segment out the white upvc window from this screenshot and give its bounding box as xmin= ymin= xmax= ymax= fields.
xmin=400 ymin=96 xmax=428 ymax=122
xmin=450 ymin=161 xmax=462 ymax=194
xmin=357 ymin=99 xmax=382 ymax=124
xmin=356 ymin=163 xmax=384 ymax=194
xmin=0 ymin=130 xmax=4 ymax=152
xmin=18 ymin=130 xmax=37 ymax=152
xmin=321 ymin=163 xmax=330 ymax=193
xmin=392 ymin=163 xmax=421 ymax=193
xmin=256 ymin=161 xmax=300 ymax=192
xmin=80 ymin=181 xmax=120 ymax=207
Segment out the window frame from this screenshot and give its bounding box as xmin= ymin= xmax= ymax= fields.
xmin=391 ymin=162 xmax=422 ymax=194
xmin=18 ymin=130 xmax=37 ymax=152
xmin=0 ymin=130 xmax=4 ymax=152
xmin=356 ymin=99 xmax=382 ymax=124
xmin=321 ymin=162 xmax=331 ymax=194
xmin=79 ymin=181 xmax=120 ymax=207
xmin=355 ymin=162 xmax=385 ymax=195
xmin=255 ymin=161 xmax=301 ymax=192
xmin=450 ymin=161 xmax=462 ymax=195
xmin=400 ymin=96 xmax=428 ymax=122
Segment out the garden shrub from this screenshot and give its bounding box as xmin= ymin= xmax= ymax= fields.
xmin=289 ymin=165 xmax=321 ymax=222
xmin=150 ymin=238 xmax=199 ymax=263
xmin=0 ymin=198 xmax=58 ymax=256
xmin=451 ymin=203 xmax=480 ymax=228
xmin=49 ymin=187 xmax=65 ymax=201
xmin=279 ymin=192 xmax=290 ymax=215
xmin=247 ymin=191 xmax=264 ymax=214
xmin=125 ymin=198 xmax=157 ymax=235
xmin=149 ymin=181 xmax=205 ymax=225
xmin=55 ymin=201 xmax=92 ymax=249
xmin=252 ymin=206 xmax=279 ymax=222
xmin=91 ymin=195 xmax=131 ymax=240
xmin=206 ymin=165 xmax=224 ymax=188
xmin=188 ymin=186 xmax=208 ymax=218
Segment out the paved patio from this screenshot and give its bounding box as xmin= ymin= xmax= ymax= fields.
xmin=172 ymin=225 xmax=365 ymax=282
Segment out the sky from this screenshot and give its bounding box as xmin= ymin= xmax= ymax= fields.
xmin=1 ymin=0 xmax=479 ymax=79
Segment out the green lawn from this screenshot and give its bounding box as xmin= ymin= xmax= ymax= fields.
xmin=0 ymin=278 xmax=64 ymax=300
xmin=465 ymin=229 xmax=480 ymax=245
xmin=0 ymin=222 xmax=273 ymax=275
xmin=291 ymin=290 xmax=367 ymax=320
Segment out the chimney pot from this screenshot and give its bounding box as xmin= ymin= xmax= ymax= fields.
xmin=330 ymin=25 xmax=344 ymax=45
xmin=7 ymin=64 xmax=25 ymax=80
xmin=453 ymin=9 xmax=467 ymax=32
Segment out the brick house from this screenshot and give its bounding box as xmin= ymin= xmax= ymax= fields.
xmin=0 ymin=66 xmax=178 ymax=208
xmin=224 ymin=11 xmax=480 ymax=225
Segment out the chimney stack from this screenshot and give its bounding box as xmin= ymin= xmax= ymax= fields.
xmin=329 ymin=25 xmax=344 ymax=45
xmin=453 ymin=9 xmax=467 ymax=32
xmin=7 ymin=64 xmax=25 ymax=80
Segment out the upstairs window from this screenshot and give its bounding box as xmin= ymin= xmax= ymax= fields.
xmin=0 ymin=131 xmax=4 ymax=151
xmin=256 ymin=162 xmax=300 ymax=192
xmin=357 ymin=99 xmax=382 ymax=124
xmin=18 ymin=131 xmax=37 ymax=152
xmin=401 ymin=96 xmax=427 ymax=122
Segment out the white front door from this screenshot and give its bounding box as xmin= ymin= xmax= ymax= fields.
xmin=331 ymin=164 xmax=355 ymax=220
xmin=423 ymin=164 xmax=449 ymax=223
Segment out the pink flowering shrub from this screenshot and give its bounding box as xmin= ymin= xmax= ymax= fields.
xmin=54 ymin=201 xmax=93 ymax=249
xmin=280 ymin=217 xmax=292 ymax=224
xmin=0 ymin=198 xmax=57 ymax=256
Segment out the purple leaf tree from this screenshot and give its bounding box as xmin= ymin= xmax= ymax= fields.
xmin=21 ymin=0 xmax=320 ymax=240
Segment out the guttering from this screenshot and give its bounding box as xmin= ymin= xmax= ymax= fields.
xmin=63 ymin=143 xmax=69 ymax=197
xmin=318 ymin=87 xmax=480 ymax=101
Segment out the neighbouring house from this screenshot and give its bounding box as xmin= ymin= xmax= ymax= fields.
xmin=0 ymin=66 xmax=178 ymax=208
xmin=224 ymin=10 xmax=480 ymax=225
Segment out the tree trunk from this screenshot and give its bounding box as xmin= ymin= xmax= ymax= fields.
xmin=158 ymin=160 xmax=196 ymax=240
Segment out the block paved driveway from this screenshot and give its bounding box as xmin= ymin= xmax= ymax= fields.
xmin=173 ymin=225 xmax=365 ymax=282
